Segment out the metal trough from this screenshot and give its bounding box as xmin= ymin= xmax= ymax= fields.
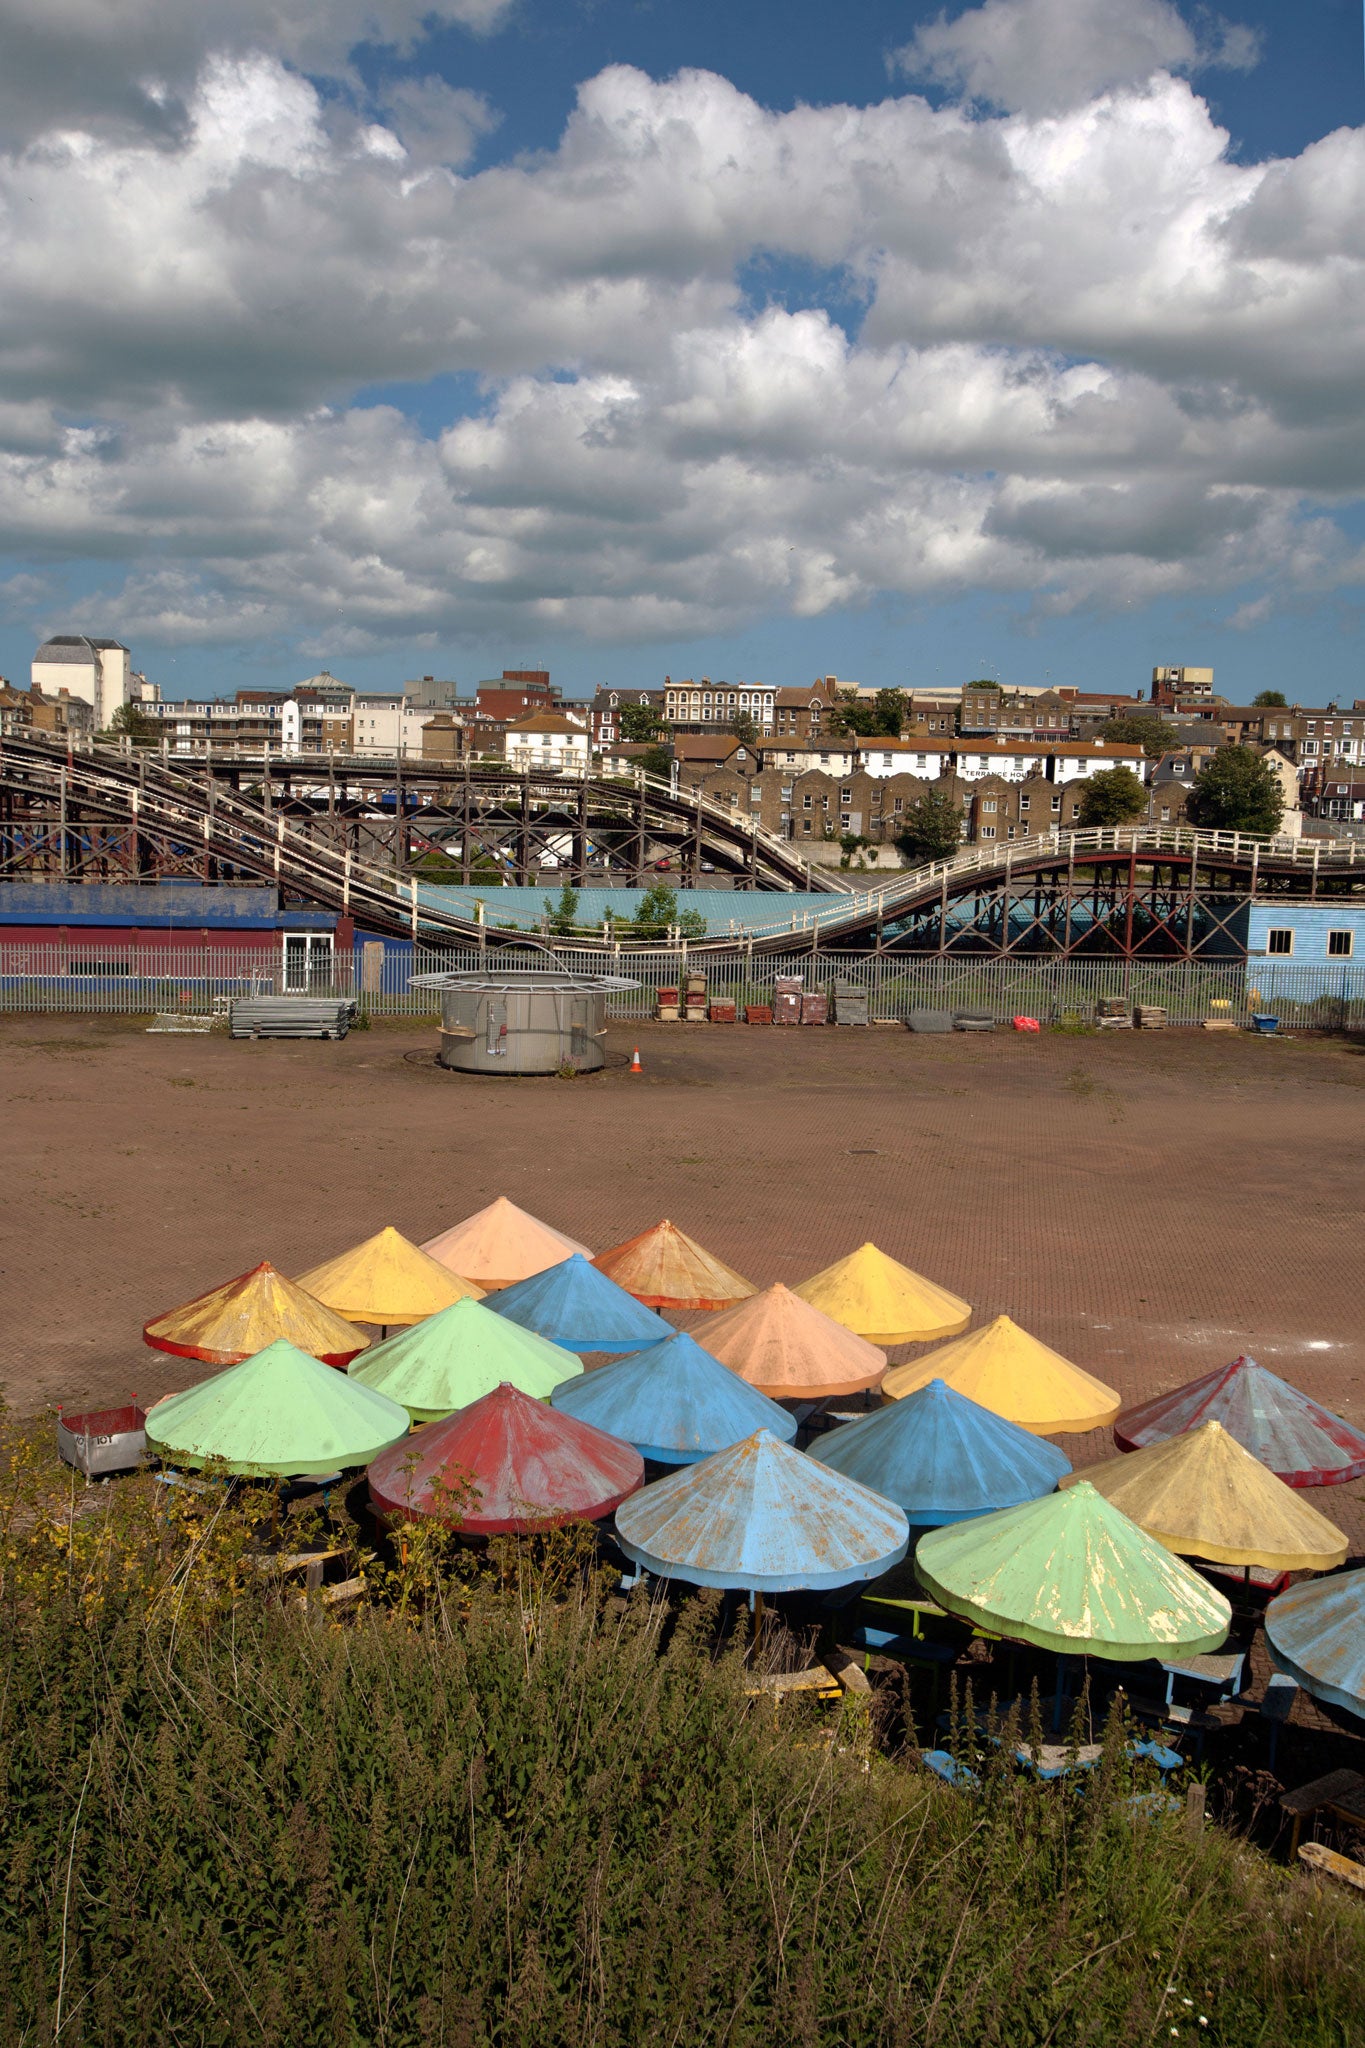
xmin=411 ymin=958 xmax=638 ymax=1075
xmin=56 ymin=1403 xmax=147 ymax=1478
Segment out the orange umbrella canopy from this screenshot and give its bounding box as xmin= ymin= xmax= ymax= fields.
xmin=695 ymin=1283 xmax=886 ymax=1400
xmin=593 ymin=1220 xmax=756 ymax=1311
xmin=144 ymin=1260 xmax=369 ymax=1368
xmin=295 ymin=1227 xmax=483 ymax=1327
xmin=422 ymin=1196 xmax=591 ymax=1290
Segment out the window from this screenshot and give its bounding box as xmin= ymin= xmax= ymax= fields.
xmin=1018 ymin=795 xmax=1029 ymax=812
xmin=1051 ymin=795 xmax=1061 ymax=811
xmin=840 ymin=787 xmax=852 ymax=802
xmin=801 ymin=819 xmax=812 ymax=835
xmin=1328 ymin=930 xmax=1354 ymax=957
xmin=803 ymin=794 xmax=812 ymax=809
xmin=980 ymin=825 xmax=996 ymax=840
xmin=893 ymin=797 xmax=904 ymax=813
xmin=1267 ymin=928 xmax=1293 ymax=956
xmin=1160 ymin=806 xmax=1171 ymax=821
xmin=916 ymin=754 xmax=927 ymax=768
xmin=981 ymin=798 xmax=997 ymax=813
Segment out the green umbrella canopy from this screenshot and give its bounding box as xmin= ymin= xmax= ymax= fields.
xmin=347 ymin=1296 xmax=583 ymax=1421
xmin=144 ymin=1339 xmax=410 ymax=1477
xmin=915 ymin=1480 xmax=1231 ymax=1662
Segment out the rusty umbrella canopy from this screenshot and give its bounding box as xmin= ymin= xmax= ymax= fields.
xmin=1113 ymin=1355 xmax=1365 ymax=1489
xmin=1265 ymin=1568 xmax=1365 ymax=1724
xmin=592 ymin=1220 xmax=756 ymax=1311
xmin=143 ymin=1259 xmax=369 ymax=1368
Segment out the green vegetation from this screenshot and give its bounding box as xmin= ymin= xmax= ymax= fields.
xmin=895 ymin=786 xmax=964 ymax=865
xmin=1076 ymin=766 xmax=1149 ymax=827
xmin=619 ymin=701 xmax=665 ymax=742
xmin=0 ymin=1432 xmax=1360 ymax=2048
xmin=543 ymin=880 xmax=581 ymax=934
xmin=103 ymin=701 xmax=159 ymax=744
xmin=1100 ymin=715 xmax=1178 ymax=758
xmin=1189 ymin=745 xmax=1286 ymax=835
xmin=629 ymin=881 xmax=706 ymax=939
xmin=730 ymin=709 xmax=759 ymax=745
xmin=830 ymin=687 xmax=908 ymax=738
xmin=637 ymin=743 xmax=675 ymax=783
xmin=1253 ymin=691 xmax=1288 ymax=708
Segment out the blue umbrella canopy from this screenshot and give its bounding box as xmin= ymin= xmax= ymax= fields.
xmin=1265 ymin=1567 xmax=1365 ymax=1723
xmin=614 ymin=1428 xmax=910 ymax=1591
xmin=550 ymin=1331 xmax=796 ymax=1464
xmin=487 ymin=1255 xmax=675 ymax=1355
xmin=810 ymin=1378 xmax=1071 ymax=1525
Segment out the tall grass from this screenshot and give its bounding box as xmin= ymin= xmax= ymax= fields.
xmin=0 ymin=1446 xmax=1361 ymax=2046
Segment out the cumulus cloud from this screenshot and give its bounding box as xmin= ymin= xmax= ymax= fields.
xmin=894 ymin=0 xmax=1259 ymax=118
xmin=0 ymin=3 xmax=1361 ymax=657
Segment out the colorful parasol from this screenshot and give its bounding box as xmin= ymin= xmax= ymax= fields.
xmin=592 ymin=1219 xmax=755 ymax=1310
xmin=366 ymin=1381 xmax=643 ymax=1535
xmin=295 ymin=1227 xmax=482 ymax=1327
xmin=694 ymin=1282 xmax=886 ymax=1400
xmin=421 ymin=1196 xmax=591 ymax=1290
xmin=347 ymin=1296 xmax=582 ymax=1421
xmin=486 ymin=1254 xmax=674 ymax=1355
xmin=915 ymin=1481 xmax=1231 ymax=1661
xmin=792 ymin=1243 xmax=970 ymax=1346
xmin=143 ymin=1339 xmax=409 ymax=1477
xmin=550 ymin=1331 xmax=796 ymax=1464
xmin=1060 ymin=1420 xmax=1347 ymax=1572
xmin=613 ymin=1428 xmax=909 ymax=1592
xmin=1265 ymin=1568 xmax=1365 ymax=1723
xmin=811 ymin=1378 xmax=1070 ymax=1525
xmin=882 ymin=1314 xmax=1120 ymax=1434
xmin=1113 ymin=1355 xmax=1365 ymax=1488
xmin=143 ymin=1259 xmax=369 ymax=1367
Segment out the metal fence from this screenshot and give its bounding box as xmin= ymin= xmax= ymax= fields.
xmin=3 ymin=943 xmax=1364 ymax=1031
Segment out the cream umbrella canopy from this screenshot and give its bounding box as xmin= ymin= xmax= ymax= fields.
xmin=695 ymin=1282 xmax=886 ymax=1400
xmin=1059 ymin=1421 xmax=1348 ymax=1573
xmin=296 ymin=1227 xmax=482 ymax=1328
xmin=883 ymin=1314 xmax=1119 ymax=1435
xmin=422 ymin=1197 xmax=591 ymax=1291
xmin=792 ymin=1244 xmax=969 ymax=1347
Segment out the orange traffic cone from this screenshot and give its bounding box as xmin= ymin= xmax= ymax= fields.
xmin=630 ymin=1045 xmax=643 ymax=1073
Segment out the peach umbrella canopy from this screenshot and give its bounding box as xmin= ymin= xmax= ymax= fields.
xmin=422 ymin=1196 xmax=591 ymax=1290
xmin=295 ymin=1227 xmax=483 ymax=1327
xmin=695 ymin=1283 xmax=886 ymax=1400
xmin=883 ymin=1314 xmax=1119 ymax=1435
xmin=593 ymin=1219 xmax=756 ymax=1311
xmin=144 ymin=1260 xmax=369 ymax=1367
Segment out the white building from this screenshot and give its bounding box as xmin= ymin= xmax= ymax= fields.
xmin=663 ymin=677 xmax=775 ymax=731
xmin=32 ymin=637 xmax=131 ymax=728
xmin=757 ymin=738 xmax=859 ymax=777
xmin=350 ymin=687 xmax=407 ymax=756
xmin=854 ymin=738 xmax=954 ymax=780
xmin=503 ymin=712 xmax=591 ymax=773
xmin=951 ymin=740 xmax=1146 ymax=784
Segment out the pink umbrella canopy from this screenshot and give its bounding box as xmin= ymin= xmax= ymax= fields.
xmin=1114 ymin=1355 xmax=1365 ymax=1489
xmin=366 ymin=1381 xmax=644 ymax=1536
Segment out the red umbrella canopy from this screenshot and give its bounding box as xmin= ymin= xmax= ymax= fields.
xmin=367 ymin=1382 xmax=644 ymax=1536
xmin=1114 ymin=1354 xmax=1365 ymax=1489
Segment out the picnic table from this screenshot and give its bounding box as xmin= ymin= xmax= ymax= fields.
xmin=1280 ymin=1769 xmax=1365 ymax=1859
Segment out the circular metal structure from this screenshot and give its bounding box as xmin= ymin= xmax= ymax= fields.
xmin=411 ymin=958 xmax=639 ymax=1075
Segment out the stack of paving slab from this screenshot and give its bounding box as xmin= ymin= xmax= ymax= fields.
xmin=229 ymin=996 xmax=356 ymax=1040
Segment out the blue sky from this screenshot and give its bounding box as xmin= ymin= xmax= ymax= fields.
xmin=0 ymin=0 xmax=1361 ymax=705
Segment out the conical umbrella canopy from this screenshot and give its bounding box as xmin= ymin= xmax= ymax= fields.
xmin=487 ymin=1255 xmax=674 ymax=1355
xmin=367 ymin=1382 xmax=643 ymax=1535
xmin=614 ymin=1428 xmax=909 ymax=1591
xmin=695 ymin=1283 xmax=886 ymax=1400
xmin=144 ymin=1260 xmax=369 ymax=1367
xmin=295 ymin=1227 xmax=483 ymax=1327
xmin=421 ymin=1197 xmax=591 ymax=1290
xmin=1060 ymin=1421 xmax=1347 ymax=1572
xmin=793 ymin=1244 xmax=970 ymax=1346
xmin=915 ymin=1481 xmax=1231 ymax=1661
xmin=347 ymin=1296 xmax=583 ymax=1421
xmin=1265 ymin=1568 xmax=1365 ymax=1723
xmin=883 ymin=1314 xmax=1119 ymax=1435
xmin=592 ymin=1220 xmax=755 ymax=1311
xmin=144 ymin=1339 xmax=409 ymax=1478
xmin=1114 ymin=1355 xmax=1365 ymax=1488
xmin=550 ymin=1332 xmax=795 ymax=1464
xmin=812 ymin=1378 xmax=1071 ymax=1525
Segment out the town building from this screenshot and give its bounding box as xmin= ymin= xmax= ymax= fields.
xmin=474 ymin=670 xmax=563 ymax=723
xmin=589 ymin=685 xmax=665 ymax=749
xmin=501 ymin=711 xmax=591 ymax=774
xmin=1151 ymin=665 xmax=1216 ymax=707
xmin=0 ymin=681 xmax=95 ymax=740
xmin=663 ymin=676 xmax=775 ymax=734
xmin=32 ymin=636 xmax=132 ymax=728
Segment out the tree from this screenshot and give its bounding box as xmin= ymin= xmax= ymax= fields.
xmin=1100 ymin=715 xmax=1177 ymax=759
xmin=894 ymin=787 xmax=963 ymax=865
xmin=631 ymin=883 xmax=706 ymax=940
xmin=730 ymin=710 xmax=759 ymax=746
xmin=1188 ymin=745 xmax=1285 ymax=835
xmin=637 ymin=744 xmax=674 ymax=783
xmin=1252 ymin=691 xmax=1288 ymax=708
xmin=1076 ymin=767 xmax=1148 ymax=827
xmin=543 ymin=881 xmax=581 ymax=935
xmin=106 ymin=701 xmax=158 ymax=744
xmin=828 ymin=687 xmax=906 ymax=739
xmin=619 ymin=701 xmax=664 ymax=742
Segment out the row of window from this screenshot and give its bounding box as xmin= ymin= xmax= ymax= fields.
xmin=1266 ymin=929 xmax=1354 ymax=957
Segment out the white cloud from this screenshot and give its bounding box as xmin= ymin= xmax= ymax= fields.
xmin=0 ymin=8 xmax=1361 ymax=658
xmin=894 ymin=0 xmax=1258 ymax=118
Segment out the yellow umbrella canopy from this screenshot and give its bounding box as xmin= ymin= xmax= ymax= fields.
xmin=422 ymin=1196 xmax=591 ymax=1291
xmin=695 ymin=1282 xmax=886 ymax=1400
xmin=793 ymin=1243 xmax=970 ymax=1347
xmin=883 ymin=1313 xmax=1119 ymax=1435
xmin=143 ymin=1259 xmax=370 ymax=1367
xmin=1060 ymin=1420 xmax=1348 ymax=1572
xmin=295 ymin=1227 xmax=483 ymax=1327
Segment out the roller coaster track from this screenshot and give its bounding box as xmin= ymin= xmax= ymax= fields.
xmin=1 ymin=737 xmax=1360 ymax=956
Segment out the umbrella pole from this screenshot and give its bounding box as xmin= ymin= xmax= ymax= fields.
xmin=1052 ymin=1656 xmax=1066 ymax=1734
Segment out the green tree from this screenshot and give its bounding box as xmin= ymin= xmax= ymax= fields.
xmin=828 ymin=687 xmax=906 ymax=739
xmin=637 ymin=743 xmax=674 ymax=783
xmin=1188 ymin=744 xmax=1285 ymax=834
xmin=1100 ymin=715 xmax=1177 ymax=759
xmin=1252 ymin=690 xmax=1288 ymax=708
xmin=894 ymin=786 xmax=963 ymax=865
xmin=1076 ymin=766 xmax=1149 ymax=827
xmin=105 ymin=701 xmax=158 ymax=744
xmin=730 ymin=710 xmax=759 ymax=746
xmin=619 ymin=701 xmax=664 ymax=741
xmin=542 ymin=881 xmax=581 ymax=934
xmin=631 ymin=882 xmax=706 ymax=939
